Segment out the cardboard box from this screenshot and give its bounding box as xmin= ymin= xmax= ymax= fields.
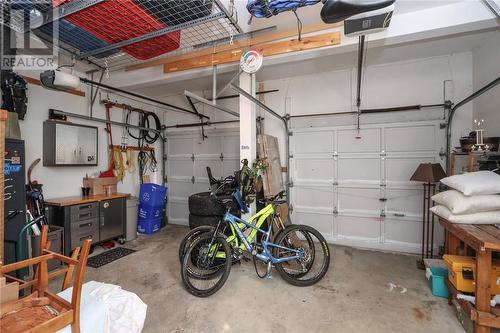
xmin=0 ymin=281 xmax=19 ymax=304
xmin=83 ymin=176 xmax=118 ymax=195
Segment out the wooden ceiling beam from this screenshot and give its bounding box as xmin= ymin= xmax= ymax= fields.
xmin=126 ymin=22 xmax=342 ymax=72
xmin=163 ymin=31 xmax=341 ymax=74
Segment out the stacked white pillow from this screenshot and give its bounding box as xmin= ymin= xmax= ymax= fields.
xmin=430 ymin=171 xmax=500 ymax=224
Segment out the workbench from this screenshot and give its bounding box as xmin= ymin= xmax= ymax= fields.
xmin=46 ymin=193 xmax=130 ymax=255
xmin=440 ymin=217 xmax=500 ymax=333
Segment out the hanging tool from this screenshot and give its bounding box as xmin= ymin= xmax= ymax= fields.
xmin=101 ymin=103 xmax=116 ymax=177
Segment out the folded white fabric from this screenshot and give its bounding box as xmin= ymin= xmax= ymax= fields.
xmin=431 ymin=190 xmax=500 ymax=214
xmin=430 ymin=205 xmax=500 ymax=224
xmin=440 ymin=171 xmax=500 ymax=196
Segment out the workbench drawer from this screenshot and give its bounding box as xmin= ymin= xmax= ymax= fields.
xmin=70 ymin=203 xmax=99 ymax=222
xmin=70 ymin=202 xmax=98 ymax=216
xmin=70 ymin=219 xmax=99 ymax=248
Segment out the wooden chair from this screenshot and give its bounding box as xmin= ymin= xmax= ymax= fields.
xmin=0 ymin=226 xmax=91 ymax=333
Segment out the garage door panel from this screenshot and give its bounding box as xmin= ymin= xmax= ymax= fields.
xmin=195 ymin=136 xmax=221 ymax=155
xmin=169 ymin=137 xmax=193 ymax=156
xmin=337 ymin=216 xmax=380 ymax=240
xmin=385 ymin=125 xmax=436 ymax=152
xmin=294 ymin=158 xmax=334 ymax=182
xmin=386 ymin=189 xmax=422 ymax=218
xmin=168 ymin=180 xmax=193 ymax=199
xmin=169 ymin=160 xmax=193 ymax=178
xmin=338 ymin=128 xmax=380 ymax=153
xmin=385 ymin=219 xmax=421 ymax=244
xmin=338 ymin=187 xmax=380 ymax=212
xmin=338 ymin=158 xmax=380 ymax=181
xmin=193 ymin=181 xmax=211 ymax=194
xmin=169 ymin=201 xmax=189 ymax=222
xmin=195 ymin=159 xmax=222 ymax=178
xmin=385 ymin=157 xmax=436 ymax=181
xmin=293 ymin=211 xmax=333 ymax=237
xmin=223 ymin=158 xmax=240 ymax=177
xmin=293 ymin=131 xmax=334 ymax=154
xmin=293 ymin=186 xmax=334 ymax=209
xmin=222 ymin=135 xmax=240 ymax=157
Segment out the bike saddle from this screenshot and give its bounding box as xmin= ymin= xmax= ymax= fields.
xmin=321 ymin=0 xmax=395 ymax=24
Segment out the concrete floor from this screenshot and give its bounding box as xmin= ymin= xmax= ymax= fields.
xmin=82 ymin=224 xmax=464 ymax=333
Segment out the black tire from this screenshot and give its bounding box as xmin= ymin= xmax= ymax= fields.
xmin=178 ymin=226 xmax=215 ymax=263
xmin=189 ymin=214 xmax=223 ymax=229
xmin=181 ymin=233 xmax=231 ymax=297
xmin=188 ymin=192 xmax=229 ymax=216
xmin=274 ymin=224 xmax=330 ymax=287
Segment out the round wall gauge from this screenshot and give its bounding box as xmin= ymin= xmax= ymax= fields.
xmin=240 ymin=49 xmax=263 ymax=74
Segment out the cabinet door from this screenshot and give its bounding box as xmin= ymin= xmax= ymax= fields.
xmin=99 ymin=198 xmax=125 ymax=241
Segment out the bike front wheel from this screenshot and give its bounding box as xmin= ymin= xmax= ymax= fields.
xmin=181 ymin=233 xmax=231 ymax=297
xmin=273 ymin=224 xmax=330 ymax=287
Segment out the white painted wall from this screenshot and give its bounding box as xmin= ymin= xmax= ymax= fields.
xmin=472 ymin=31 xmax=500 ymax=136
xmin=17 ymin=76 xmax=162 ymax=199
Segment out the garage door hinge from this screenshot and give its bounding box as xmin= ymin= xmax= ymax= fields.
xmin=333 ymin=151 xmax=338 ymax=159
xmin=288 ymin=131 xmax=293 ymax=136
xmin=379 ymin=198 xmax=387 ymax=202
xmin=163 ymin=154 xmax=168 ymax=161
xmin=332 ymin=181 xmax=338 ymax=186
xmin=380 ymin=150 xmax=386 ymax=158
xmin=380 ymin=181 xmax=386 ymax=188
xmin=191 ymin=154 xmax=195 ymax=162
xmin=288 ymin=180 xmax=294 ymax=188
xmin=333 ymin=207 xmax=338 ymax=216
xmin=289 ymin=204 xmax=294 ymax=213
xmin=191 ymin=176 xmax=195 ymax=184
xmin=439 ymin=148 xmax=446 ymax=159
xmin=220 ymin=153 xmax=224 ymax=161
xmin=440 ymin=123 xmax=447 ymax=129
xmin=380 ymin=210 xmax=386 ymax=218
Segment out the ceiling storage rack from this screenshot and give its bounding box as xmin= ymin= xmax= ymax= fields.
xmin=2 ymin=0 xmax=242 ymax=70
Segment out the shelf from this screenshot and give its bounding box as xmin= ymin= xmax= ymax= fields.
xmin=1 ymin=0 xmax=242 ymax=71
xmin=446 ymin=278 xmax=500 ymax=329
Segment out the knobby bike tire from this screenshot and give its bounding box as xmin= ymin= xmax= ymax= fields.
xmin=181 ymin=233 xmax=231 ymax=297
xmin=274 ymin=224 xmax=330 ymax=287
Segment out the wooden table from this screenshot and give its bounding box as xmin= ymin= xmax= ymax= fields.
xmin=440 ymin=218 xmax=500 ymax=333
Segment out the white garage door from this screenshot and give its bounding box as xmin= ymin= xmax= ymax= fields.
xmin=167 ymin=130 xmax=239 ymax=225
xmin=290 ymin=120 xmax=445 ymax=253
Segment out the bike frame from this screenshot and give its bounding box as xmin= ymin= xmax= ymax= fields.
xmin=222 ymin=210 xmax=303 ymax=264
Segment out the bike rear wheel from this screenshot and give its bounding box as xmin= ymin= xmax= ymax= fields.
xmin=274 ymin=224 xmax=330 ymax=287
xmin=181 ymin=233 xmax=231 ymax=297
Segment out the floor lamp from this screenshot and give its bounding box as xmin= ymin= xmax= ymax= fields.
xmin=410 ymin=163 xmax=447 ymax=269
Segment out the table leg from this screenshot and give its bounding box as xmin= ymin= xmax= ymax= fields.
xmin=446 ymin=231 xmax=461 ymax=255
xmin=475 ymin=249 xmax=492 ymax=333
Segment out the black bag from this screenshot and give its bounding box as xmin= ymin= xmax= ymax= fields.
xmin=1 ymin=72 xmax=28 ymax=120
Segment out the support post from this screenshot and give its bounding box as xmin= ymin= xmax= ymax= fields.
xmin=239 ymin=73 xmax=256 ymax=214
